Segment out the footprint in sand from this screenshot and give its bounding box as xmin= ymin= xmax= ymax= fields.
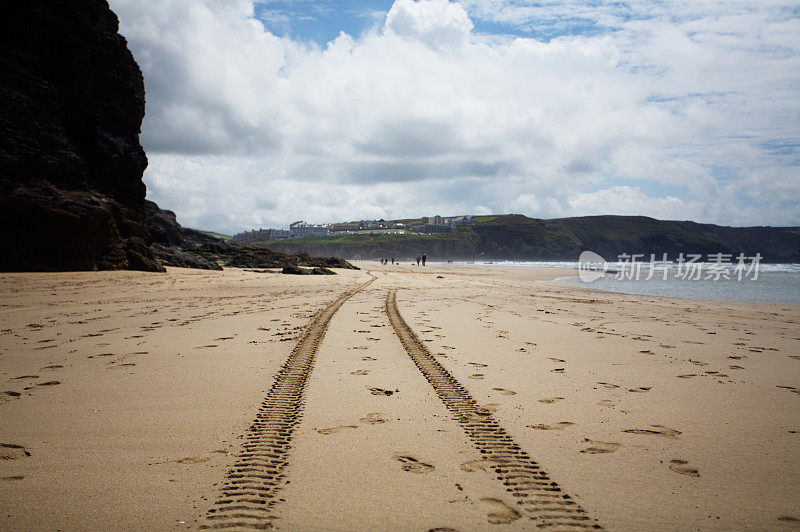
xmin=41 ymin=365 xmax=63 ymax=370
xmin=460 ymin=458 xmax=508 ymax=472
xmin=538 ymin=397 xmax=565 ymax=404
xmin=395 ymin=455 xmax=434 ymax=473
xmin=729 ymin=365 xmax=745 ymax=370
xmin=361 ymin=356 xmax=377 ymax=361
xmin=668 ymin=459 xmax=700 ymax=477
xmin=3 ymin=391 xmax=22 ymax=397
xmin=597 ymin=399 xmax=616 ymax=407
xmin=597 ymin=382 xmax=620 ymax=389
xmin=491 ymin=387 xmax=517 ymax=396
xmin=480 ymin=498 xmax=521 ymax=524
xmin=580 ymin=439 xmax=620 ymax=454
xmin=359 ymin=413 xmax=386 ymax=425
xmin=551 ymin=368 xmax=565 ymax=373
xmin=547 ymin=357 xmax=566 ymax=363
xmin=676 ymin=374 xmax=698 ymax=379
xmin=468 ymin=374 xmax=484 ymax=380
xmin=350 ymin=370 xmax=370 ymax=376
xmin=1 ymin=475 xmax=24 ymax=481
xmin=11 ymin=375 xmax=39 ymax=381
xmin=468 ymin=362 xmax=488 ymax=368
xmin=36 ymin=380 xmax=60 ymax=386
xmin=777 ymin=516 xmax=800 ymax=523
xmin=623 ymin=425 xmax=682 ymax=438
xmin=476 ymin=403 xmax=501 ymax=415
xmin=369 ymin=387 xmax=396 ymax=396
xmin=317 ymin=425 xmax=358 ymax=435
xmin=639 ymin=350 xmax=654 ymax=355
xmin=777 ymin=385 xmax=800 ymax=395
xmin=689 ymin=360 xmax=708 ymax=366
xmin=528 ymin=422 xmax=575 ymax=430
xmin=789 ymin=356 xmax=800 ymax=361
xmin=0 ymin=443 xmax=31 ymax=460
xmin=627 ymin=387 xmax=651 ymax=393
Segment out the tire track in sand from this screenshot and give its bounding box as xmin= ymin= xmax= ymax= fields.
xmin=385 ymin=289 xmax=602 ymax=530
xmin=203 ymin=277 xmax=374 ymax=529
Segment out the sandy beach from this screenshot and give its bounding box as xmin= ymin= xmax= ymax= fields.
xmin=1 ymin=263 xmax=798 ymax=530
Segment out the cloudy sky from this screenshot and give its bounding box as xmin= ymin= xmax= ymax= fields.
xmin=109 ymin=0 xmax=800 ymax=234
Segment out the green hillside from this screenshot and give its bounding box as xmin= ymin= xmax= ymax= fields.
xmin=200 ymin=231 xmax=233 ymax=241
xmin=256 ymin=214 xmax=800 ymax=263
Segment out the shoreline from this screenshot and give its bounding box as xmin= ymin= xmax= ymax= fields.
xmin=356 ymin=260 xmax=800 ymax=308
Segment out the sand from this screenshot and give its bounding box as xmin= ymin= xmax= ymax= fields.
xmin=1 ymin=263 xmax=798 ymax=530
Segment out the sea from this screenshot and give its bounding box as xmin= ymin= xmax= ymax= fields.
xmin=441 ymin=261 xmax=800 ymax=305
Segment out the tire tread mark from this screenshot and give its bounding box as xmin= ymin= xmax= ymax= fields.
xmin=385 ymin=289 xmax=602 ymax=530
xmin=201 ymin=277 xmax=374 ymax=529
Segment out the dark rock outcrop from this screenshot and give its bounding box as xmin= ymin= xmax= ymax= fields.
xmin=0 ymin=0 xmax=162 ymax=271
xmin=281 ymin=266 xmax=336 ymax=275
xmin=145 ymin=200 xmax=224 ymax=270
xmin=150 ymin=243 xmax=222 ymax=271
xmin=194 ymin=244 xmax=359 ymax=270
xmin=145 ymin=200 xmax=223 ymax=249
xmin=143 ymin=201 xmax=356 ymax=272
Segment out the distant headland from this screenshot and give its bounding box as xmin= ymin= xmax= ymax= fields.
xmin=220 ymin=214 xmax=800 ymax=263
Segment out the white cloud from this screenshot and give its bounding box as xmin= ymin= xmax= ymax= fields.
xmin=109 ymin=0 xmax=800 ymax=233
xmin=567 ymin=186 xmax=686 ymax=219
xmin=385 ymin=0 xmax=473 ymax=50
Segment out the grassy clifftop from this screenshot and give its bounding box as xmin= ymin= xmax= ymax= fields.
xmin=258 ymin=214 xmax=800 ymax=263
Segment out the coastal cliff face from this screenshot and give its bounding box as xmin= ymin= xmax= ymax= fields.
xmin=0 ymin=0 xmax=162 ymax=271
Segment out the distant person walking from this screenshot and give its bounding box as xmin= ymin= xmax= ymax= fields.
xmin=422 ymin=254 xmax=427 ymax=266
xmin=416 ymin=254 xmax=421 ymax=266
xmin=391 ymin=257 xmax=394 ymax=265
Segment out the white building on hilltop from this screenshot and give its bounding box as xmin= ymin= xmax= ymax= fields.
xmin=289 ymin=221 xmax=330 ymax=239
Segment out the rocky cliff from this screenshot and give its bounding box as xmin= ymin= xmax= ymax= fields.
xmin=0 ymin=0 xmax=162 ymax=271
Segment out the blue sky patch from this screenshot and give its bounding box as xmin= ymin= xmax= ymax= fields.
xmin=253 ymin=0 xmax=639 ymax=45
xmin=255 ymin=0 xmax=391 ymax=44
